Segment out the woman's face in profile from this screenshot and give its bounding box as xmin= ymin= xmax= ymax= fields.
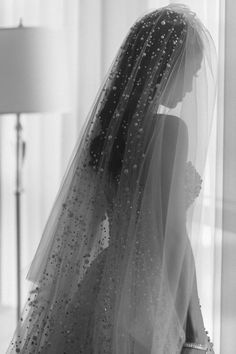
xmin=160 ymin=50 xmax=203 ymax=109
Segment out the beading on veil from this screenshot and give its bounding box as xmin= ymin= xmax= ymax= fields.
xmin=7 ymin=3 xmax=216 ymax=353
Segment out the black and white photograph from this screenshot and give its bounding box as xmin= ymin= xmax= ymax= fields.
xmin=0 ymin=0 xmax=233 ymax=353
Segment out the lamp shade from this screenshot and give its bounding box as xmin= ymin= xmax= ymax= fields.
xmin=0 ymin=26 xmax=70 ymax=114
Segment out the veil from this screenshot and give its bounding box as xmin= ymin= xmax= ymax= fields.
xmin=8 ymin=4 xmax=217 ymax=354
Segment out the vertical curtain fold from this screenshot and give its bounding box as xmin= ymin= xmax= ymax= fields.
xmin=221 ymin=0 xmax=236 ymax=353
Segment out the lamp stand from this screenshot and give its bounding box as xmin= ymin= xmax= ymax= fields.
xmin=15 ymin=113 xmax=26 ymax=322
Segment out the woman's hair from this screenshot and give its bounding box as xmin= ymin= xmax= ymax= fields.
xmin=88 ymin=8 xmax=201 ymax=185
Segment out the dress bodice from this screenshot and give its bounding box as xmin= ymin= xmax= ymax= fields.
xmin=103 ymin=160 xmax=202 ymax=227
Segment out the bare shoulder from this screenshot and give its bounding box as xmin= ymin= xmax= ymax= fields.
xmin=155 ymin=113 xmax=188 ymax=131
xmin=154 ymin=113 xmax=188 ymax=140
xmin=155 ymin=113 xmax=189 ymax=154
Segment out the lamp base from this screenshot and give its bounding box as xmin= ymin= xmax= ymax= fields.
xmin=15 ymin=113 xmax=26 ymax=323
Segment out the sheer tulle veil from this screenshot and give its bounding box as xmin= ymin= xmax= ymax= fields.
xmin=7 ymin=3 xmax=217 ymax=354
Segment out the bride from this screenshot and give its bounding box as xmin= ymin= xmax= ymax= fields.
xmin=7 ymin=3 xmax=216 ymax=353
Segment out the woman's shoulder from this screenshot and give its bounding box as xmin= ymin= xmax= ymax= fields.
xmin=154 ymin=113 xmax=187 ymax=128
xmin=153 ymin=113 xmax=188 ymax=139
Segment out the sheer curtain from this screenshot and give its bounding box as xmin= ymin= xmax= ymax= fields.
xmin=0 ymin=1 xmax=80 ymax=351
xmin=221 ymin=1 xmax=236 ymax=353
xmin=0 ymin=0 xmax=225 ymax=353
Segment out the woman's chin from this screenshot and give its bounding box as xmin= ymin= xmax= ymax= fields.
xmin=160 ymin=95 xmax=184 ymax=109
xmin=163 ymin=100 xmax=179 ymax=109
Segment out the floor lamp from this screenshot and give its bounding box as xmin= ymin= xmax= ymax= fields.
xmin=0 ymin=22 xmax=70 ymax=322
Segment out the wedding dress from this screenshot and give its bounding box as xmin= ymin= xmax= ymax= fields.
xmin=7 ymin=4 xmax=216 ymax=354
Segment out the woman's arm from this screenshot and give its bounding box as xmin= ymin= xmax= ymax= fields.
xmin=183 ymin=239 xmax=207 ymax=343
xmin=180 ymin=240 xmax=209 ymax=354
xmin=160 ymin=114 xmax=207 ymax=347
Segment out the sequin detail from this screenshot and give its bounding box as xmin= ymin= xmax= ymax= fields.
xmin=185 ymin=161 xmax=203 ymax=209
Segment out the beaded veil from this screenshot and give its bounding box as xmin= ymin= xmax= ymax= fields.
xmin=7 ymin=4 xmax=216 ymax=354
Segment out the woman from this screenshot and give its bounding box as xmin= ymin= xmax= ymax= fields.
xmin=7 ymin=3 xmax=216 ymax=353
